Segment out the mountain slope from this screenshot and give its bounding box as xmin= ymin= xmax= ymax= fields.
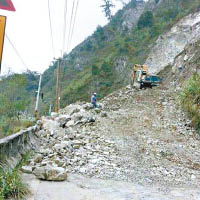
xmin=40 ymin=0 xmax=200 ymax=110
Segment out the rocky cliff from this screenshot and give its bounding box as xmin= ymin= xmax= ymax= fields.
xmin=145 ymin=11 xmax=200 ymax=74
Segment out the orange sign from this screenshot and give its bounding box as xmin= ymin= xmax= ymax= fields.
xmin=0 ymin=15 xmax=6 ymax=73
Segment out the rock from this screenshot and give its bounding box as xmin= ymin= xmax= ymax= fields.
xmin=94 ymin=108 xmax=101 ymax=114
xmin=54 ymin=129 xmax=66 ymax=137
xmin=34 ymin=154 xmax=43 ymax=163
xmin=79 ymin=167 xmax=87 ymax=173
xmin=191 ymin=174 xmax=196 ymax=180
xmin=42 ymin=119 xmax=60 ymax=132
xmin=88 ymin=117 xmax=95 ymax=123
xmin=101 ymin=111 xmax=108 ymax=117
xmin=21 ymin=166 xmax=33 ymax=174
xmin=53 ymin=141 xmax=70 ymax=151
xmin=33 ymin=166 xmax=67 ymax=181
xmin=72 ymin=110 xmax=91 ymax=124
xmin=98 ymin=103 xmax=104 ymax=109
xmin=61 ymin=104 xmax=82 ymax=115
xmin=53 ymin=144 xmax=64 ymax=151
xmin=51 ymin=112 xmax=59 ymax=118
xmin=55 ymin=115 xmax=71 ymax=127
xmin=65 ymin=127 xmax=75 ymax=135
xmin=40 ymin=149 xmax=52 ymax=156
xmin=83 ymin=103 xmax=94 ymax=110
xmin=66 ymin=120 xmax=75 ymax=127
xmin=33 ymin=166 xmax=46 ymax=179
xmin=162 ymin=102 xmax=168 ymax=106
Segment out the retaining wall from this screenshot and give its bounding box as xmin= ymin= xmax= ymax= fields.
xmin=0 ymin=125 xmax=40 ymax=168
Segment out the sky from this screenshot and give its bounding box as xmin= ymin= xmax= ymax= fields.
xmin=0 ymin=0 xmax=126 ymax=75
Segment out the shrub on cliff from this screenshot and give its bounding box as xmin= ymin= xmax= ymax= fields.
xmin=180 ymin=73 xmax=200 ymax=132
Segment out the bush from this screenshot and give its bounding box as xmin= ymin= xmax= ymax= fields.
xmin=22 ymin=120 xmax=34 ymax=129
xmin=179 ymin=74 xmax=200 ymax=132
xmin=91 ymin=65 xmax=99 ymax=76
xmin=0 ymin=119 xmax=34 ymax=139
xmin=138 ymin=11 xmax=154 ymax=29
xmin=0 ymin=166 xmax=29 ymax=199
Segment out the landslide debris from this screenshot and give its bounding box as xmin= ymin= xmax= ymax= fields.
xmin=23 ymin=86 xmax=200 ymax=189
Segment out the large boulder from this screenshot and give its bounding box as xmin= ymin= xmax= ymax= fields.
xmin=61 ymin=104 xmax=82 ymax=115
xmin=33 ymin=166 xmax=67 ymax=181
xmin=55 ymin=115 xmax=71 ymax=128
xmin=42 ymin=119 xmax=60 ymax=132
xmin=71 ymin=109 xmax=89 ymax=122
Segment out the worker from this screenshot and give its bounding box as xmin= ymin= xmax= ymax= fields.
xmin=91 ymin=93 xmax=97 ymax=108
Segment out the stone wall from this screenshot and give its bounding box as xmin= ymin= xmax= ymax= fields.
xmin=0 ymin=125 xmax=40 ymax=168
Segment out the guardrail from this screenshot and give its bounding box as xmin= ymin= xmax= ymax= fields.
xmin=0 ymin=125 xmax=40 ymax=168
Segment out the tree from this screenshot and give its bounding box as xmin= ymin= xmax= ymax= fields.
xmin=101 ymin=0 xmax=115 ymax=21
xmin=100 ymin=61 xmax=112 ymax=78
xmin=138 ymin=11 xmax=154 ymax=29
xmin=92 ymin=65 xmax=99 ymax=76
xmin=0 ymin=74 xmax=28 ymax=120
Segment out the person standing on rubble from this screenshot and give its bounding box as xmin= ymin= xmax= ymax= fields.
xmin=91 ymin=93 xmax=97 ymax=108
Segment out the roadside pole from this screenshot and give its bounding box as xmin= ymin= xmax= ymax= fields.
xmin=55 ymin=58 xmax=62 ymax=112
xmin=35 ymin=74 xmax=42 ymax=119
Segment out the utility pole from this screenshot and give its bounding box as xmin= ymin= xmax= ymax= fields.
xmin=55 ymin=58 xmax=62 ymax=112
xmin=35 ymin=74 xmax=42 ymax=119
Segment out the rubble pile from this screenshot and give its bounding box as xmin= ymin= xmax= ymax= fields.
xmin=23 ymin=102 xmax=120 ymax=181
xmin=22 ymin=86 xmax=200 ymax=188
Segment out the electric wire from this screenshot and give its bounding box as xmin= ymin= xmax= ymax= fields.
xmin=68 ymin=0 xmax=79 ymax=52
xmin=66 ymin=0 xmax=76 ymax=54
xmin=5 ymin=34 xmax=28 ymax=70
xmin=62 ymin=0 xmax=68 ymax=56
xmin=48 ymin=0 xmax=55 ymax=57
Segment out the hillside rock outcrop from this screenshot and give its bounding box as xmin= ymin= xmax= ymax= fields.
xmin=145 ymin=11 xmax=200 ymax=74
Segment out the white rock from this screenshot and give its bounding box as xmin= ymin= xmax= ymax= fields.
xmin=51 ymin=112 xmax=59 ymax=118
xmin=21 ymin=166 xmax=33 ymax=174
xmin=66 ymin=120 xmax=75 ymax=127
xmin=191 ymin=174 xmax=196 ymax=180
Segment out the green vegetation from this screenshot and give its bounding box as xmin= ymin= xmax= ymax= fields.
xmin=0 ymin=72 xmax=37 ymax=138
xmin=0 ymin=154 xmax=30 ymax=200
xmin=138 ymin=11 xmax=154 ymax=29
xmin=180 ymin=74 xmax=200 ymax=132
xmin=101 ymin=0 xmax=115 ymax=21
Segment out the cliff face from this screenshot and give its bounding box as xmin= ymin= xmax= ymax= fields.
xmin=170 ymin=36 xmax=200 ymax=86
xmin=145 ymin=11 xmax=200 ymax=74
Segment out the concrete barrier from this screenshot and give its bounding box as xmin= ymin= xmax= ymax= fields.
xmin=0 ymin=125 xmax=40 ymax=168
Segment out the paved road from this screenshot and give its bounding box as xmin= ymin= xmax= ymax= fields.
xmin=23 ymin=174 xmax=200 ymax=200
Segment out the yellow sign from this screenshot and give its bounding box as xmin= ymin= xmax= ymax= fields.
xmin=0 ymin=15 xmax=6 ymax=73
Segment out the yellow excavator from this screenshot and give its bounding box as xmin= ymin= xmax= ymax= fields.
xmin=131 ymin=64 xmax=162 ymax=89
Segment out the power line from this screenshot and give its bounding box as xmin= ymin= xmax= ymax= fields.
xmin=66 ymin=0 xmax=76 ymax=54
xmin=68 ymin=0 xmax=79 ymax=52
xmin=48 ymin=0 xmax=55 ymax=57
xmin=5 ymin=34 xmax=28 ymax=70
xmin=62 ymin=0 xmax=68 ymax=56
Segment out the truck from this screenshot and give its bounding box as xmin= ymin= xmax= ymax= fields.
xmin=131 ymin=64 xmax=162 ymax=89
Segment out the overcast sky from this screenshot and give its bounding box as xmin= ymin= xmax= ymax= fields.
xmin=0 ymin=0 xmax=126 ymax=75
